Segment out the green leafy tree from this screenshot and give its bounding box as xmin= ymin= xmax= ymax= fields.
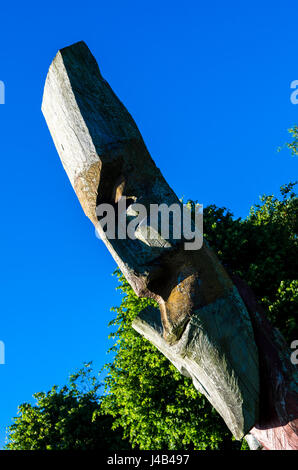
xmin=203 ymin=182 xmax=298 ymax=342
xmin=5 ymin=363 xmax=129 ymax=450
xmin=286 ymin=126 xmax=298 ymax=156
xmin=101 ymin=183 xmax=297 ymax=450
xmin=279 ymin=125 xmax=298 ymax=156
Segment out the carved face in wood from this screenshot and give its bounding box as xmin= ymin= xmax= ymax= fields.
xmin=42 ymin=41 xmax=260 ymax=440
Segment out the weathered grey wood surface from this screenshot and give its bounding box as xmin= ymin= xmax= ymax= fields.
xmin=42 ymin=41 xmax=261 ymax=441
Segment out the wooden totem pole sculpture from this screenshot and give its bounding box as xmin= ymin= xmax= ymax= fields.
xmin=42 ymin=41 xmax=298 ymax=450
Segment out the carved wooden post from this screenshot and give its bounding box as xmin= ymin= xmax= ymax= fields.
xmin=41 ymin=41 xmax=297 ymax=450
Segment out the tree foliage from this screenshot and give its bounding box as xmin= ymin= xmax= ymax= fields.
xmin=5 ymin=363 xmax=129 ymax=450
xmin=101 ymin=183 xmax=298 ymax=450
xmin=203 ymin=182 xmax=298 ymax=342
xmin=279 ymin=125 xmax=298 ymax=156
xmin=286 ymin=126 xmax=298 ymax=156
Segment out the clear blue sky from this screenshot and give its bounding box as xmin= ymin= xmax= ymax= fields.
xmin=0 ymin=0 xmax=297 ymax=448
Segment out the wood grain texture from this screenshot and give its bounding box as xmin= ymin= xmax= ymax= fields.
xmin=42 ymin=41 xmax=260 ymax=441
